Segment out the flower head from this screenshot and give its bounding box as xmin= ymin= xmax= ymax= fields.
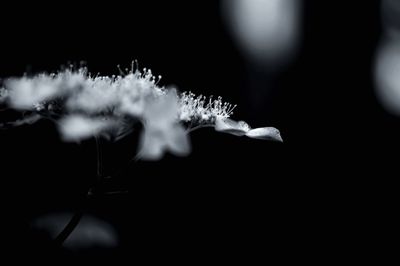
xmin=0 ymin=62 xmax=282 ymax=160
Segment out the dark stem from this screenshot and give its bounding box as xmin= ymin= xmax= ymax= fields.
xmin=54 ymin=136 xmax=103 ymax=246
xmin=54 ymin=210 xmax=84 ymax=245
xmin=95 ymin=137 xmax=103 ymax=182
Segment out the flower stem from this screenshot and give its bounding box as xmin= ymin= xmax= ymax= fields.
xmin=54 ymin=209 xmax=84 ymax=245
xmin=95 ymin=136 xmax=103 ymax=182
xmin=186 ymin=124 xmax=215 ymax=133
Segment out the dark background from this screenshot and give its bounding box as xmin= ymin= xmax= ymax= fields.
xmin=0 ymin=0 xmax=392 ymax=263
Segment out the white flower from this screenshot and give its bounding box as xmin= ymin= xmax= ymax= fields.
xmin=215 ymin=118 xmax=283 ymax=142
xmin=5 ymin=74 xmax=63 ymax=110
xmin=66 ymin=76 xmax=119 ymax=113
xmin=115 ymin=71 xmax=164 ymax=117
xmin=59 ymin=115 xmax=118 ymax=142
xmin=139 ymin=89 xmax=191 ymax=160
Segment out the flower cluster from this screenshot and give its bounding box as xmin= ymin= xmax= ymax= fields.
xmin=179 ymin=92 xmax=236 ymax=124
xmin=0 ymin=63 xmax=282 ymax=160
xmin=4 ymin=67 xmax=164 ymax=115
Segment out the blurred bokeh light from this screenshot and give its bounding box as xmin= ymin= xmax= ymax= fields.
xmin=375 ymin=0 xmax=400 ymax=115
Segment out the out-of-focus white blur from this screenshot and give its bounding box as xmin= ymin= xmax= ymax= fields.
xmin=221 ymin=0 xmax=301 ymax=68
xmin=32 ymin=212 xmax=119 ymax=250
xmin=375 ymin=0 xmax=400 ymax=115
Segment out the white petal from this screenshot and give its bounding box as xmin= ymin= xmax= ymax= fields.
xmin=214 ymin=118 xmax=249 ymax=136
xmin=139 ymin=124 xmax=191 ymax=160
xmin=245 ymin=127 xmax=283 ymax=142
xmin=144 ymin=89 xmax=178 ymax=127
xmin=166 ymin=125 xmax=191 ymax=157
xmin=59 ymin=115 xmax=116 ymax=142
xmin=138 ymin=128 xmax=166 ymax=160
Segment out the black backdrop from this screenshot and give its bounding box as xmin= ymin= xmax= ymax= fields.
xmin=0 ymin=0 xmax=392 ymax=263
